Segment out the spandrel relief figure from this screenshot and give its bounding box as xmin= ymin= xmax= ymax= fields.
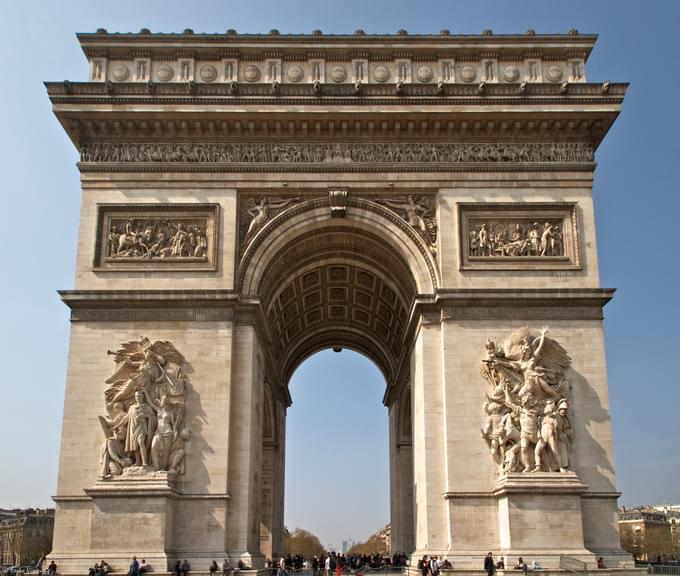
xmin=244 ymin=196 xmax=299 ymax=240
xmin=99 ymin=337 xmax=190 ymax=478
xmin=480 ymin=326 xmax=574 ymax=474
xmin=378 ymin=195 xmax=438 ymax=252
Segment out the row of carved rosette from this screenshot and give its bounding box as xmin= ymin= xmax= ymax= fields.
xmin=88 ymin=56 xmax=587 ymax=86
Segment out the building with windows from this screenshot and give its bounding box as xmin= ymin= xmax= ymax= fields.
xmin=619 ymin=507 xmax=677 ymax=562
xmin=0 ymin=509 xmax=54 ymax=566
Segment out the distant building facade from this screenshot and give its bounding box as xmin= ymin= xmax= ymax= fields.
xmin=619 ymin=507 xmax=679 ymax=562
xmin=0 ymin=509 xmax=54 ymax=566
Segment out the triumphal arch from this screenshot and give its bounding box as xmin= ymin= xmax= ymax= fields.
xmin=47 ymin=29 xmax=631 ymax=573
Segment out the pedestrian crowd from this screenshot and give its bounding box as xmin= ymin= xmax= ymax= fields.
xmin=101 ymin=550 xmax=611 ymax=576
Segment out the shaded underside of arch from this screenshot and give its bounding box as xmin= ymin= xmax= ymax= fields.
xmin=238 ymin=198 xmax=436 ymax=387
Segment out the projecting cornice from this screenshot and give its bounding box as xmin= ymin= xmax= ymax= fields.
xmin=46 ymin=81 xmax=625 ymax=153
xmin=46 ymin=80 xmax=625 ymax=100
xmin=76 ymin=30 xmax=597 ymax=60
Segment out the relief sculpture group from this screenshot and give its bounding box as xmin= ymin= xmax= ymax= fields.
xmin=98 ymin=337 xmax=190 ymax=478
xmin=107 ymin=217 xmax=208 ymax=260
xmin=480 ymin=327 xmax=574 ymax=475
xmin=469 ymin=220 xmax=564 ymax=258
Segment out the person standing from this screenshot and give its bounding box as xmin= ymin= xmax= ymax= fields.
xmin=484 ymin=552 xmax=495 ymax=576
xmin=419 ymin=556 xmax=429 ymax=576
xmin=129 ymin=557 xmax=140 ymax=576
xmin=429 ymin=556 xmax=440 ymax=576
xmin=277 ymin=557 xmax=287 ymax=576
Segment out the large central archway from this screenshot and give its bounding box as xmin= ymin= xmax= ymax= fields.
xmin=240 ymin=196 xmax=437 ymax=558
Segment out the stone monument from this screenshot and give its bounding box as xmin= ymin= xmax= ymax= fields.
xmin=45 ymin=29 xmax=633 ymax=573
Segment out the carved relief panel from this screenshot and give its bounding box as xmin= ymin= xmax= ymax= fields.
xmin=480 ymin=326 xmax=574 ymax=475
xmin=93 ymin=204 xmax=219 ymax=271
xmin=458 ymin=203 xmax=581 ymax=270
xmin=99 ymin=337 xmax=190 ymax=478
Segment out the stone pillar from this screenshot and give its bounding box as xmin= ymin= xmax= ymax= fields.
xmin=259 ymin=445 xmax=275 ymax=560
xmin=270 ymin=402 xmax=286 ymax=559
xmin=258 ymin=384 xmax=286 ymax=561
xmin=411 ymin=313 xmax=447 ymax=557
xmin=226 ymin=321 xmax=265 ymax=567
xmin=389 ymin=392 xmax=414 ymax=555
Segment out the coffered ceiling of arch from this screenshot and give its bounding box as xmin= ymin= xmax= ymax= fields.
xmin=266 ymin=262 xmax=410 ymax=383
xmin=252 ymin=223 xmax=417 ymax=383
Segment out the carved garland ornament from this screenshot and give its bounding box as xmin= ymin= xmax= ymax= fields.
xmin=98 ymin=337 xmax=190 ymax=478
xmin=80 ymin=141 xmax=593 ymax=164
xmin=480 ymin=327 xmax=574 ymax=475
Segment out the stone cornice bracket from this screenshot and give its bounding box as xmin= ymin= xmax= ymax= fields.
xmin=329 ymin=187 xmax=348 ymax=218
xmin=59 ymin=289 xmax=239 ymax=322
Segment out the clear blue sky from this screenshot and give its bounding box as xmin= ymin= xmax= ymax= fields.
xmin=1 ymin=0 xmax=678 ymax=552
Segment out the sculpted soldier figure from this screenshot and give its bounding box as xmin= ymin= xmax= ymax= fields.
xmin=144 ymin=392 xmax=177 ymax=472
xmin=481 ymin=400 xmax=505 ymax=462
xmin=477 ymin=223 xmax=490 ymax=255
xmin=534 ymin=400 xmax=561 ymax=471
xmin=171 ymin=223 xmax=189 ymax=257
xmin=556 ymin=399 xmax=574 ymax=472
xmin=126 ymin=390 xmax=156 ymax=467
xmin=98 ymin=402 xmax=132 ymax=477
xmin=503 ymin=385 xmax=539 ymax=472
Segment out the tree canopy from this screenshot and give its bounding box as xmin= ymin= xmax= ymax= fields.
xmin=283 ymin=527 xmax=325 ymax=558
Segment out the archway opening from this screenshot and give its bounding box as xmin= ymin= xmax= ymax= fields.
xmin=284 ymin=348 xmax=389 ymax=553
xmin=245 ymin=199 xmax=427 ymax=560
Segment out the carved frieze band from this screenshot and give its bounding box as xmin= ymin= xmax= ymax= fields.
xmin=442 ymin=306 xmax=603 ymax=320
xmin=70 ymin=308 xmax=234 ymax=322
xmin=80 ymin=142 xmax=593 ymax=165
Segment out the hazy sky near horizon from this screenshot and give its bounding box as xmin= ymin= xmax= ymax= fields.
xmin=1 ymin=0 xmax=679 ymax=552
